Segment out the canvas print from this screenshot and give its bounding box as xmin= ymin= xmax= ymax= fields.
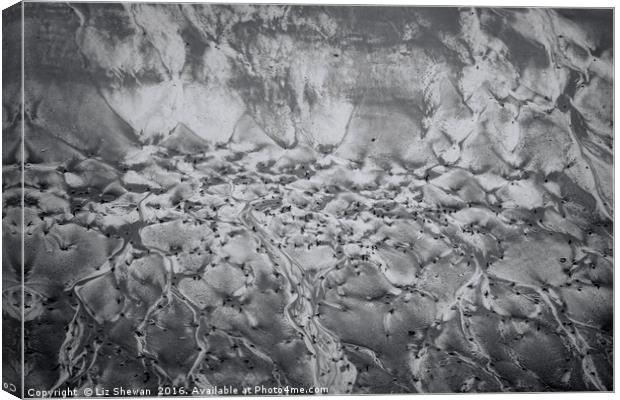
xmin=2 ymin=1 xmax=614 ymax=397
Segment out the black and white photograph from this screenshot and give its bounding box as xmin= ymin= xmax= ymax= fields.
xmin=1 ymin=0 xmax=615 ymax=397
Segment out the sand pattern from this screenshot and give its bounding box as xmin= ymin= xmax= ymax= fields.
xmin=2 ymin=3 xmax=613 ymax=395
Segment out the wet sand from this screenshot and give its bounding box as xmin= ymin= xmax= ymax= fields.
xmin=2 ymin=3 xmax=613 ymax=395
